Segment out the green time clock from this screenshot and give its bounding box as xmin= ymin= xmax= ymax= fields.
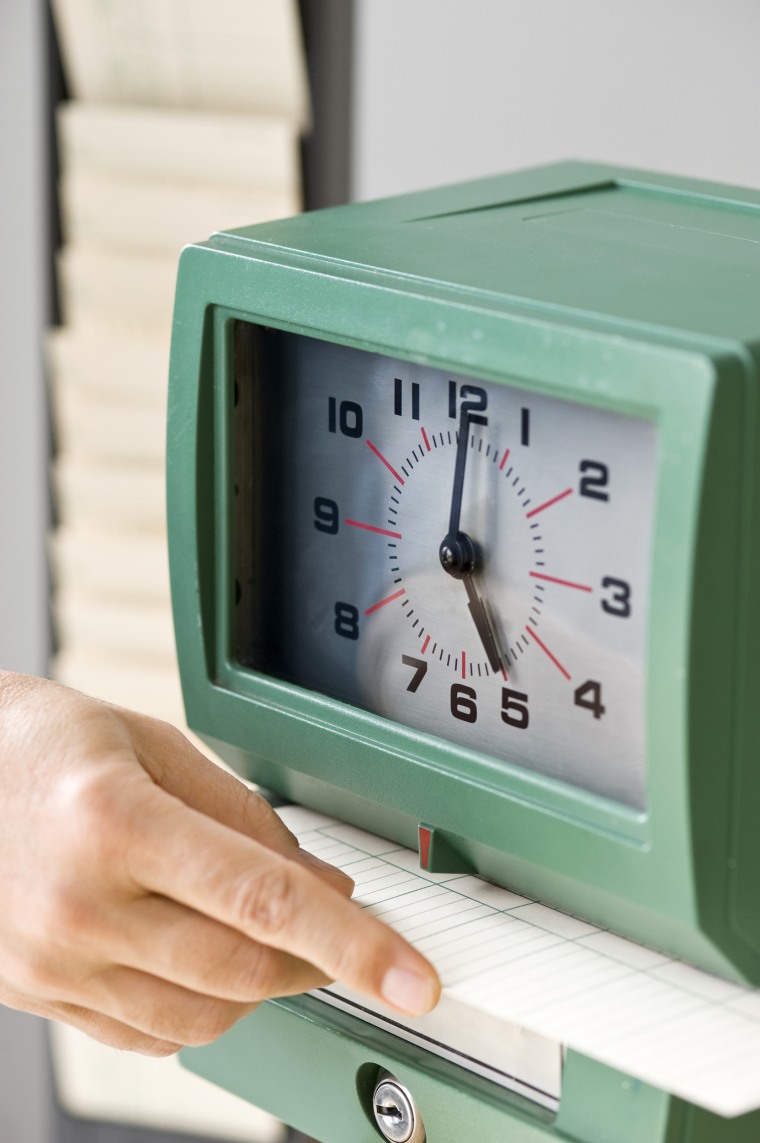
xmin=168 ymin=162 xmax=760 ymax=1142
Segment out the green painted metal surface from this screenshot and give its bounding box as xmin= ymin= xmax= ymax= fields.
xmin=168 ymin=162 xmax=760 ymax=1139
xmin=181 ymin=994 xmax=760 ymax=1142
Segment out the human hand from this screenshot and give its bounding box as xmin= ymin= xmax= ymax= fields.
xmin=0 ymin=672 xmax=440 ymax=1055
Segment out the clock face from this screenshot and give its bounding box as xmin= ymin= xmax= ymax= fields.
xmin=235 ymin=324 xmax=658 ymax=810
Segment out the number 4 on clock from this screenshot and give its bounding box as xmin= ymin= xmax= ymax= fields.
xmin=574 ymin=679 xmax=605 ymax=719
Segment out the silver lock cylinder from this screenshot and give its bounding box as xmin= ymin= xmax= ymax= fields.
xmin=372 ymin=1074 xmax=425 ymax=1143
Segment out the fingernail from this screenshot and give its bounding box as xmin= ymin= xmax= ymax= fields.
xmin=381 ymin=966 xmax=438 ymax=1016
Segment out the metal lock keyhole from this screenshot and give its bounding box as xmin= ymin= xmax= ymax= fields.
xmin=372 ymin=1075 xmax=425 ymax=1143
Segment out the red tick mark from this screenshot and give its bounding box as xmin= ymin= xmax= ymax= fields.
xmin=526 ymin=626 xmax=571 ymax=679
xmin=364 ymin=588 xmax=406 ymax=615
xmin=526 ymin=488 xmax=573 ymax=519
xmin=366 ymin=440 xmax=404 ymax=485
xmin=346 ymin=519 xmax=402 ymax=540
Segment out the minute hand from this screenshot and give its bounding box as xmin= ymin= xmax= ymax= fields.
xmin=447 ymin=408 xmax=472 ymax=538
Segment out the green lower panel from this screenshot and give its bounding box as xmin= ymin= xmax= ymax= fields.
xmin=179 ymin=995 xmax=760 ymax=1142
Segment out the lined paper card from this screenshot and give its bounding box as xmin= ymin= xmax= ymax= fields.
xmin=279 ymin=805 xmax=760 ymax=1119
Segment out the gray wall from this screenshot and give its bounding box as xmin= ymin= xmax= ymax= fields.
xmin=351 ymin=0 xmax=760 ymax=201
xmin=0 ymin=5 xmax=55 ymax=1141
xmin=0 ymin=0 xmax=50 ymax=678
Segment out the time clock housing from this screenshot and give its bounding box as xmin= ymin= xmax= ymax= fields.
xmin=168 ymin=161 xmax=760 ymax=984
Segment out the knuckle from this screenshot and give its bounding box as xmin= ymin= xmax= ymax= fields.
xmin=244 ymin=790 xmax=296 ymax=839
xmin=59 ymin=769 xmax=125 ymax=863
xmin=330 ymin=925 xmax=381 ymax=985
xmin=236 ymin=789 xmax=300 ymax=856
xmin=231 ymin=864 xmax=297 ymax=938
xmin=241 ymin=789 xmax=277 ymax=831
xmin=56 ymin=1006 xmax=182 ymax=1057
xmin=153 ymin=719 xmax=190 ymax=758
xmin=229 ymin=946 xmax=280 ymax=1001
xmin=9 ymin=943 xmax=67 ymax=997
xmin=182 ymin=1000 xmax=242 ymax=1047
xmin=25 ymin=883 xmax=96 ymax=956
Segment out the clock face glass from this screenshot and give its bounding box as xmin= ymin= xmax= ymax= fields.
xmin=234 ymin=324 xmax=658 ymax=810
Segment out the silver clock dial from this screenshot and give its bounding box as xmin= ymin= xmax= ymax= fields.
xmin=236 ymin=326 xmax=658 ymax=810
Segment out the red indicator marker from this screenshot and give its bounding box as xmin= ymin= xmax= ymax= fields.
xmin=461 ymin=651 xmax=467 ymax=680
xmin=499 ymin=448 xmax=511 ymax=471
xmin=364 ymin=587 xmax=406 ymax=615
xmin=421 ymin=426 xmax=431 ymax=452
xmin=367 ymin=439 xmax=405 ymax=485
xmin=526 ymin=488 xmax=573 ymax=519
xmin=526 ymin=626 xmax=571 ymax=679
xmin=530 ymin=571 xmax=592 ymax=592
xmin=421 ymin=635 xmax=431 ymax=654
xmin=345 ymin=519 xmax=402 ymax=540
xmin=501 ymin=663 xmax=509 ymax=682
xmin=419 ymin=825 xmax=432 ymax=870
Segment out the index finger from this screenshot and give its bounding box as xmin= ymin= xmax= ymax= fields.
xmin=129 ymin=786 xmax=440 ymax=1017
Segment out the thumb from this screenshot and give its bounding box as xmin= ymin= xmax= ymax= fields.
xmin=119 ymin=708 xmax=355 ymax=896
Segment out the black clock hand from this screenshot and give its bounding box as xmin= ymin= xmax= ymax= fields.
xmin=463 ymin=576 xmax=503 ymax=675
xmin=438 ymin=408 xmax=504 ymax=674
xmin=439 ymin=408 xmax=476 ymax=578
xmin=448 ymin=407 xmax=472 ymax=538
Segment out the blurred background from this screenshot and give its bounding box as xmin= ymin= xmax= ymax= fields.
xmin=1 ymin=0 xmax=759 ymax=1140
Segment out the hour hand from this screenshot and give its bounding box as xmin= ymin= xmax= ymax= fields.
xmin=463 ymin=575 xmax=502 ymax=674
